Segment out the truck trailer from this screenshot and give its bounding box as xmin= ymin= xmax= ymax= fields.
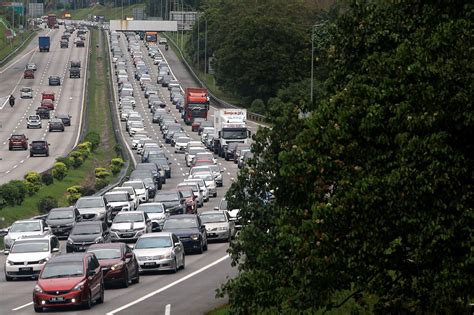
xmin=213 ymin=109 xmax=251 ymax=158
xmin=38 ymin=36 xmax=50 ymax=52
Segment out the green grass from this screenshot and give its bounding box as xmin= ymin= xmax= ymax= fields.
xmin=51 ymin=4 xmax=145 ymax=21
xmin=0 ymin=17 xmax=37 ymax=64
xmin=206 ymin=304 xmax=229 ymax=315
xmin=0 ymin=27 xmax=117 ymax=243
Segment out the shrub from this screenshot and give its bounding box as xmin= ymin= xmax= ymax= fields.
xmin=95 ymin=168 xmax=111 ymax=179
xmin=250 ymin=99 xmax=266 ymax=115
xmin=82 ymin=186 xmax=96 ymax=196
xmin=37 ymin=196 xmax=58 ymax=214
xmin=56 ymin=156 xmax=72 ymax=169
xmin=84 ymin=132 xmax=100 ymax=151
xmin=95 ymin=178 xmax=109 ymax=190
xmin=24 ymin=172 xmax=42 ymax=195
xmin=41 ymin=172 xmax=54 ymax=185
xmin=110 ymin=157 xmax=125 ymax=174
xmin=69 ymin=151 xmax=84 ymax=168
xmin=52 ymin=162 xmax=68 ymax=180
xmin=24 ymin=172 xmax=41 ymax=184
xmin=76 ymin=142 xmax=92 ymax=159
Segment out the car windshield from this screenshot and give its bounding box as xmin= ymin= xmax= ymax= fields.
xmin=163 ymin=218 xmax=197 ymax=229
xmin=11 ymin=135 xmax=25 ymax=140
xmin=135 ymin=236 xmax=172 ymax=249
xmin=179 ymin=190 xmax=193 ymax=198
xmin=114 ymin=213 xmax=143 ymax=223
xmin=88 ymin=248 xmax=121 ymax=260
xmin=10 ymin=222 xmax=41 ymax=232
xmin=179 ymin=184 xmax=198 ymax=192
xmin=21 ymin=88 xmax=31 ymax=92
xmin=138 ymin=204 xmax=164 ymax=213
xmin=222 ymin=128 xmax=248 ymax=139
xmin=48 ymin=210 xmax=74 ymax=220
xmin=11 ymin=240 xmax=49 ymax=253
xmin=76 ymin=198 xmax=104 ymax=208
xmin=200 ymin=213 xmax=226 ymax=223
xmin=105 ymin=194 xmax=127 ymax=202
xmin=41 ymin=262 xmax=84 ymax=279
xmin=155 ymin=193 xmax=178 ymax=202
xmin=124 ymin=182 xmax=143 ymax=190
xmin=193 ymin=173 xmax=213 ymax=181
xmin=71 ymin=225 xmax=101 ymax=235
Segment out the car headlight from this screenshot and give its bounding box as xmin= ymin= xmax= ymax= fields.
xmin=218 ymin=227 xmax=228 ymax=231
xmin=6 ymin=260 xmax=13 ymax=265
xmin=73 ymin=280 xmax=86 ymax=291
xmin=38 ymin=258 xmax=49 ymax=264
xmin=95 ymin=236 xmax=104 ymax=243
xmin=34 ymin=284 xmax=43 ymax=293
xmin=111 ymin=262 xmax=125 ymax=270
xmin=190 ymin=234 xmax=200 ymax=241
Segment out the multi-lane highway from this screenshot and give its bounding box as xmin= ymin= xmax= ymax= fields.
xmin=0 ymin=27 xmax=263 ymax=314
xmin=0 ymin=24 xmax=88 ymax=184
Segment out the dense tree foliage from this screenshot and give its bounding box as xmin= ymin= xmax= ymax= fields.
xmin=221 ymin=1 xmax=473 ymax=313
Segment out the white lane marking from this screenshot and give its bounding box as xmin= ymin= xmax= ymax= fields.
xmin=105 ymin=244 xmax=229 ymax=313
xmin=165 ymin=304 xmax=171 ymax=315
xmin=12 ymin=301 xmax=33 ymax=311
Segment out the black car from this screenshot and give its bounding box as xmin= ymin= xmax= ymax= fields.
xmin=48 ymin=76 xmax=61 ymax=86
xmin=48 ymin=118 xmax=65 ymax=132
xmin=135 ymin=163 xmax=164 ymax=185
xmin=56 ymin=114 xmax=71 ymax=126
xmin=76 ymin=40 xmax=85 ymax=47
xmin=149 ymin=157 xmax=171 ymax=178
xmin=30 ymin=140 xmax=49 ymax=157
xmin=66 ymin=221 xmax=110 ymax=253
xmin=36 ymin=107 xmax=50 ymax=119
xmin=162 ymin=214 xmax=208 ymax=254
xmin=154 ymin=190 xmax=185 ymax=215
xmin=60 ymin=39 xmax=68 ymax=48
xmin=69 ymin=67 xmax=80 ymax=78
xmin=46 ymin=207 xmax=82 ymax=238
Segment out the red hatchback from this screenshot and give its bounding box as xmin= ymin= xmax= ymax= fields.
xmin=41 ymin=91 xmax=55 ymax=101
xmin=33 ymin=252 xmax=104 ymax=312
xmin=87 ymin=242 xmax=140 ymax=288
xmin=8 ymin=134 xmax=28 ymax=150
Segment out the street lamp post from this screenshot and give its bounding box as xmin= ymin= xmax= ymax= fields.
xmin=196 ymin=14 xmax=208 ymax=74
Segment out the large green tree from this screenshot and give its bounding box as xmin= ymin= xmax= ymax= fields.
xmin=222 ymin=1 xmax=473 ymax=313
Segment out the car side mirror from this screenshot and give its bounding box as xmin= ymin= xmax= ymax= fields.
xmin=248 ymin=130 xmax=252 ymax=137
xmin=174 ymin=242 xmax=180 ymax=247
xmin=214 ymin=206 xmax=219 ymax=210
xmin=129 ymin=197 xmax=133 ymax=201
xmin=44 ymin=227 xmax=50 ymax=231
xmin=201 ymin=225 xmax=206 ymax=230
xmin=88 ymin=270 xmax=96 ymax=277
xmin=220 ymin=169 xmax=224 ymax=173
xmin=3 ymin=250 xmax=10 ymax=255
xmin=52 ymin=248 xmax=60 ymax=253
xmin=125 ymin=252 xmax=133 ymax=258
xmin=165 ymin=209 xmax=170 ymax=213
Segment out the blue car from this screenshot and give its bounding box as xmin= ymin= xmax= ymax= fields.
xmin=162 ymin=214 xmax=208 ymax=254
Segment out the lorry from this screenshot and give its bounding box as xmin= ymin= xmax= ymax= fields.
xmin=69 ymin=60 xmax=81 ymax=78
xmin=213 ymin=109 xmax=251 ymax=158
xmin=38 ymin=36 xmax=50 ymax=52
xmin=47 ymin=14 xmax=57 ymax=28
xmin=183 ymin=88 xmax=210 ymax=125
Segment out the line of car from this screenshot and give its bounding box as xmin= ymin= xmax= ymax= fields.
xmin=1 ymin=29 xmax=242 ymax=313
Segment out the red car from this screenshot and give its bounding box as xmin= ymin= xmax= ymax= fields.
xmin=87 ymin=243 xmax=140 ymax=288
xmin=24 ymin=69 xmax=34 ymax=79
xmin=177 ymin=187 xmax=197 ymax=214
xmin=8 ymin=134 xmax=28 ymax=150
xmin=41 ymin=91 xmax=55 ymax=101
xmin=33 ymin=252 xmax=104 ymax=312
xmin=40 ymin=99 xmax=54 ymax=110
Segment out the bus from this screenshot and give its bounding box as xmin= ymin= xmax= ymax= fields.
xmin=145 ymin=32 xmax=158 ymax=43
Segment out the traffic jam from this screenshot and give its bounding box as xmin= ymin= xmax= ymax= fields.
xmin=2 ymin=29 xmax=253 ymax=312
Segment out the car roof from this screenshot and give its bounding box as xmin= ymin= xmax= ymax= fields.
xmin=13 ymin=219 xmax=42 ymax=224
xmin=49 ymin=207 xmax=74 ymax=211
xmin=79 ymin=196 xmax=103 ymax=200
xmin=75 ymin=221 xmax=102 ymax=226
xmin=88 ymin=242 xmax=125 ymax=249
xmin=138 ymin=232 xmax=173 ymax=238
xmin=49 ymin=252 xmax=89 ymax=263
xmin=167 ymin=214 xmax=197 ymax=219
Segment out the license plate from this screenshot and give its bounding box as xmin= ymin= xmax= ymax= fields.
xmin=122 ymin=233 xmax=133 ymax=237
xmin=144 ymin=262 xmax=156 ymax=266
xmin=50 ymin=297 xmax=64 ymax=302
xmin=19 ymin=267 xmax=33 ymax=271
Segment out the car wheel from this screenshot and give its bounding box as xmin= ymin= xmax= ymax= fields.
xmin=34 ymin=305 xmax=43 ymax=313
xmin=227 ymin=232 xmax=232 ymax=243
xmin=122 ymin=270 xmax=129 ymax=288
xmin=171 ymin=258 xmax=177 ymax=274
xmin=181 ymin=254 xmax=185 ymax=269
xmin=203 ymin=240 xmax=208 ymax=251
xmin=97 ymin=284 xmax=104 ymax=304
xmin=131 ymin=267 xmax=140 ymax=284
xmin=83 ymin=291 xmax=92 ymax=309
xmin=197 ymin=241 xmax=203 ymax=254
xmin=5 ymin=274 xmax=13 ymax=281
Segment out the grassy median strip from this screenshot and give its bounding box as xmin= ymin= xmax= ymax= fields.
xmin=0 ymin=27 xmax=116 ymax=238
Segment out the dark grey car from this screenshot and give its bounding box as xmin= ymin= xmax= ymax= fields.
xmin=66 ymin=221 xmax=110 ymax=252
xmin=48 ymin=76 xmax=61 ymax=86
xmin=46 ymin=207 xmax=82 ymax=239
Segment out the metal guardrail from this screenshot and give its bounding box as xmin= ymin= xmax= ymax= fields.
xmin=163 ymin=33 xmax=267 ymax=124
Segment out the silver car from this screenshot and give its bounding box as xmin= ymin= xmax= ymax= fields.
xmin=137 ymin=203 xmax=169 ymax=231
xmin=3 ymin=220 xmax=51 ymax=251
xmin=199 ymin=210 xmax=235 ymax=242
xmin=20 ymin=87 xmax=33 ymax=98
xmin=133 ymin=232 xmax=185 ymax=273
xmin=110 ymin=211 xmax=152 ymax=242
xmin=74 ymin=196 xmax=108 ymax=221
xmin=26 ymin=115 xmax=42 ymax=129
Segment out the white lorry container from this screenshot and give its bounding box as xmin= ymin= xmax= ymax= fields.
xmin=213 ymin=109 xmax=251 ymax=158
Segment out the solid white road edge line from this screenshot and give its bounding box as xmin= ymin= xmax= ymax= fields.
xmin=106 ymin=254 xmax=230 ymax=315
xmin=12 ymin=301 xmax=33 ymax=311
xmin=165 ymin=304 xmax=171 ymax=315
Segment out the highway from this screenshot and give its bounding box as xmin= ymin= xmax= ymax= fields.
xmin=0 ymin=24 xmax=89 ymax=184
xmin=0 ymin=29 xmax=256 ymax=314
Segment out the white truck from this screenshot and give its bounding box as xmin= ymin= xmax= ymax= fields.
xmin=213 ymin=109 xmax=251 ymax=158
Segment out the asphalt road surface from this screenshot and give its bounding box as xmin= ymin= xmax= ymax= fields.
xmin=0 ymin=25 xmax=89 ymax=184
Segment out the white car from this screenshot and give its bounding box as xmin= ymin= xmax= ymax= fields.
xmin=4 ymin=235 xmax=60 ymax=281
xmin=174 ymin=137 xmax=191 ymax=153
xmin=190 ymin=165 xmax=223 ymax=187
xmin=20 ymin=87 xmax=33 ymax=98
xmin=184 ymin=178 xmax=209 ymax=202
xmin=132 ymin=135 xmax=150 ymax=149
xmin=199 ymin=210 xmax=235 ymax=242
xmin=133 ymin=232 xmax=185 ymax=273
xmin=26 ymin=63 xmax=37 ymax=71
xmin=185 ymin=146 xmax=207 ymax=167
xmin=26 ymin=115 xmax=42 ymax=129
xmin=110 ymin=211 xmax=152 ymax=242
xmin=136 ymin=203 xmax=169 ymax=231
xmin=129 ymin=121 xmax=146 ymax=136
xmin=159 ymin=38 xmax=168 ymax=45
xmin=112 ymin=186 xmax=139 ymax=210
xmin=122 ymin=180 xmax=149 ymax=203
xmin=189 ymin=172 xmax=217 ymax=198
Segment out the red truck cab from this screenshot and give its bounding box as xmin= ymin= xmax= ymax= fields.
xmin=183 ymin=88 xmax=210 ymax=125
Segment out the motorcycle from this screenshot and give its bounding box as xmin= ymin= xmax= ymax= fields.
xmin=9 ymin=97 xmax=15 ymax=107
xmin=165 ymin=44 xmax=169 ymax=51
